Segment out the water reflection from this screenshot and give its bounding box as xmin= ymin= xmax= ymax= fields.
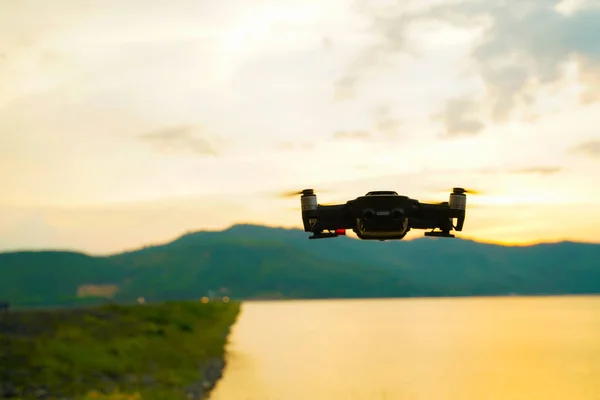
xmin=210 ymin=296 xmax=600 ymax=400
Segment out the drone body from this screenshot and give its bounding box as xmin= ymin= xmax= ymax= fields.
xmin=299 ymin=188 xmax=468 ymax=241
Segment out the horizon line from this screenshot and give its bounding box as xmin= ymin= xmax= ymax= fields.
xmin=1 ymin=221 xmax=599 ymax=256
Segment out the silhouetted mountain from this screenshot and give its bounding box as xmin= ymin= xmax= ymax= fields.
xmin=1 ymin=224 xmax=599 ymax=307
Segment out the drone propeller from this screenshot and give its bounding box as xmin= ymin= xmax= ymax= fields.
xmin=427 ymin=187 xmax=485 ymax=196
xmin=278 ymin=189 xmax=310 ymax=198
xmin=419 ymin=187 xmax=486 ymax=207
xmin=275 ymin=188 xmax=331 ymax=199
xmin=452 ymin=187 xmax=483 ymax=195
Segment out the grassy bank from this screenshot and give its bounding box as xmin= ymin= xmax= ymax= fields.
xmin=0 ymin=300 xmax=241 ymax=400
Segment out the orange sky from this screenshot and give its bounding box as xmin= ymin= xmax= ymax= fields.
xmin=1 ymin=0 xmax=600 ymax=253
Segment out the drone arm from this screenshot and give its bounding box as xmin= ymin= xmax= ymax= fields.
xmin=454 ymin=213 xmax=465 ymax=231
xmin=411 ymin=202 xmax=465 ymax=232
xmin=409 ymin=218 xmax=444 ymax=230
xmin=301 ymin=204 xmax=353 ymax=233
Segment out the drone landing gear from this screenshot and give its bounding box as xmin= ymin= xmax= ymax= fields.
xmin=424 ymin=229 xmax=455 ymax=238
xmin=309 ymin=232 xmax=337 ymax=239
xmin=309 ymin=229 xmax=346 ymax=239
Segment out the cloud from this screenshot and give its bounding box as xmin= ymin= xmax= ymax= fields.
xmin=374 ymin=118 xmax=400 ymax=132
xmin=510 ymin=166 xmax=563 ymax=175
xmin=372 ymin=103 xmax=401 ymax=137
xmin=345 ymin=0 xmax=600 ymax=133
xmin=571 ymin=139 xmax=600 ymax=158
xmin=431 ymin=1 xmax=600 ymax=122
xmin=333 ymin=130 xmax=371 ymax=140
xmin=322 ymin=36 xmax=334 ymax=51
xmin=277 ymin=141 xmax=315 ymax=150
xmin=467 ymin=165 xmax=563 ymax=175
xmin=331 ymin=106 xmax=401 ymax=141
xmin=138 ymin=125 xmax=218 ymax=156
xmin=332 ymin=8 xmax=417 ymax=100
xmin=433 ymin=96 xmax=485 ymax=137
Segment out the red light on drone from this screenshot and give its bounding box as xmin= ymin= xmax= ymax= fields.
xmin=335 ymin=229 xmax=346 ymax=235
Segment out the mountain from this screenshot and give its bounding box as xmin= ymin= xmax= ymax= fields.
xmin=0 ymin=251 xmax=127 ymax=307
xmin=1 ymin=224 xmax=600 ymax=307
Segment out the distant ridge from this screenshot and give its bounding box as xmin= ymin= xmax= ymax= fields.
xmin=1 ymin=223 xmax=599 ymax=308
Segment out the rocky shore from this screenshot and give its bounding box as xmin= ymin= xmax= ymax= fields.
xmin=183 ymin=357 xmax=226 ymax=400
xmin=0 ymin=357 xmax=227 ymax=400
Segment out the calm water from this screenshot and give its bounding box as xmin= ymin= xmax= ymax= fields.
xmin=209 ymin=296 xmax=600 ymax=400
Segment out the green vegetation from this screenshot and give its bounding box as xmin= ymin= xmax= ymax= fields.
xmin=1 ymin=224 xmax=600 ymax=308
xmin=0 ymin=300 xmax=240 ymax=400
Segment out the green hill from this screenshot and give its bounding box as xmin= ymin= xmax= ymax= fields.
xmin=1 ymin=224 xmax=600 ymax=307
xmin=0 ymin=251 xmax=130 ymax=307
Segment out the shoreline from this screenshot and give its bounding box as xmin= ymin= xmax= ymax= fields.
xmin=241 ymin=292 xmax=600 ymax=302
xmin=197 ymin=318 xmax=238 ymax=400
xmin=7 ymin=292 xmax=599 ymax=313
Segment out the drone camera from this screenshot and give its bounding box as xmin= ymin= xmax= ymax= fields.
xmin=392 ymin=209 xmax=404 ymax=220
xmin=363 ymin=209 xmax=376 ymax=220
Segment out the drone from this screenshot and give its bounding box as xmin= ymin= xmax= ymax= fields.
xmin=294 ymin=188 xmax=470 ymax=241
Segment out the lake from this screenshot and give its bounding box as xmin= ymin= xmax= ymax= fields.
xmin=209 ymin=296 xmax=600 ymax=400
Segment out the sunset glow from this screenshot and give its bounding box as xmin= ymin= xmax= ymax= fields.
xmin=1 ymin=0 xmax=600 ymax=253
